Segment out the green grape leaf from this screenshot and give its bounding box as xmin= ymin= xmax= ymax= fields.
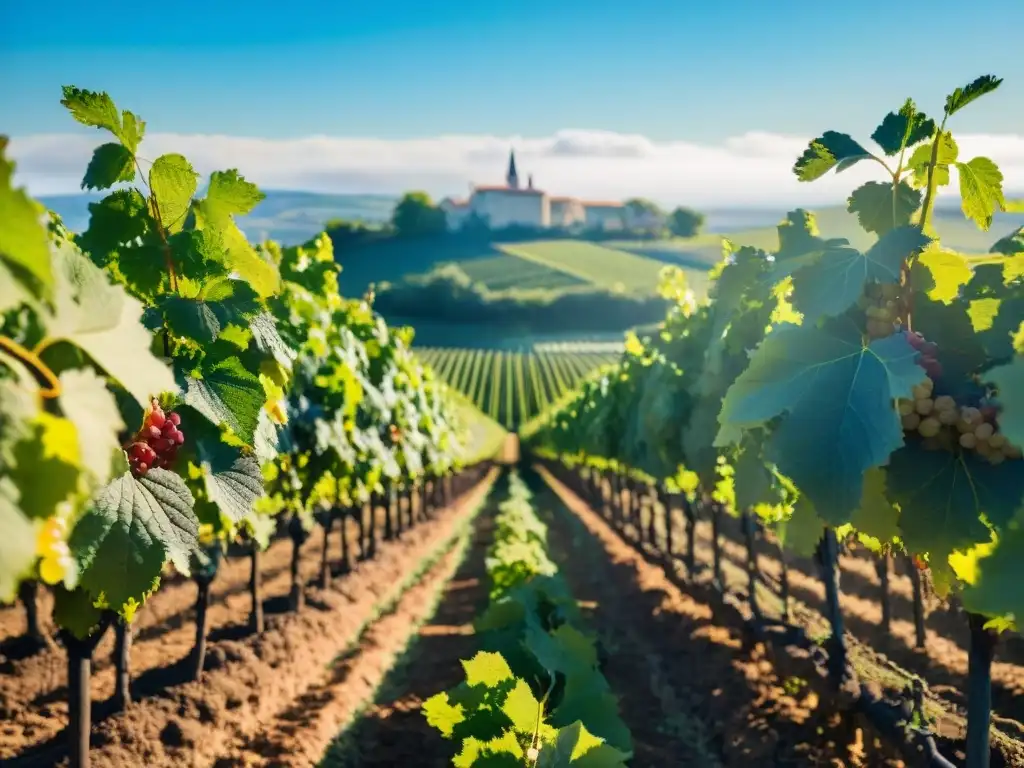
xmin=193 ymin=170 xmax=279 ymax=297
xmin=912 ymin=297 xmax=989 ymax=389
xmin=909 ymin=246 xmax=972 ymax=303
xmin=717 ymin=321 xmax=926 ymax=523
xmin=82 ymin=143 xmax=135 ymax=191
xmin=551 ymin=669 xmax=632 ymax=754
xmin=52 ymin=585 xmax=105 ymax=640
xmin=204 ymin=169 xmax=265 ymax=216
xmin=502 ymin=678 xmax=542 ymax=734
xmin=0 ymin=137 xmax=53 ymax=297
xmin=957 ymin=157 xmax=1005 ymax=230
xmin=887 ymin=443 xmax=1024 ymax=559
xmin=850 ymin=467 xmax=900 ymax=547
xmin=250 ymin=312 xmax=296 ymax=369
xmin=196 ymin=436 xmax=264 ymax=522
xmin=148 ymin=154 xmax=198 ymax=235
xmin=181 ymin=356 xmax=265 ymax=446
xmin=793 ymin=132 xmax=873 ymax=182
xmin=961 ymin=527 xmax=1024 ymax=623
xmin=847 ymin=181 xmax=921 ymax=236
xmin=944 ymin=75 xmax=1003 ymax=117
xmin=160 ymin=276 xmax=261 ymax=345
xmin=60 ymin=87 xmax=145 ymax=152
xmin=453 ymin=730 xmax=524 ymax=767
xmin=781 ymin=227 xmax=930 ymax=324
xmin=48 ymin=252 xmax=175 ymax=407
xmin=58 ymin=368 xmax=125 ymax=486
xmin=870 ymin=101 xmax=935 ymax=156
xmin=732 ymin=444 xmax=777 ymax=511
xmin=463 ymin=650 xmax=514 ymax=687
xmin=9 ymin=414 xmax=81 ymax=520
xmin=991 ymin=227 xmax=1024 ymax=256
xmin=0 ymin=479 xmax=36 ymax=603
xmin=985 ymin=358 xmax=1024 ymax=447
xmin=525 ymin=622 xmax=598 ymax=676
xmin=776 ymin=497 xmax=826 ymax=557
xmin=78 ymin=189 xmax=151 ymax=262
xmin=423 ymin=691 xmax=466 ymax=738
xmin=906 ymin=132 xmax=958 ymax=189
xmin=70 ymin=468 xmax=198 ymax=608
xmin=538 ymin=721 xmax=630 ymax=767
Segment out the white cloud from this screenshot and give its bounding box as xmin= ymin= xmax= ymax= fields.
xmin=9 ymin=129 xmax=1024 ymax=208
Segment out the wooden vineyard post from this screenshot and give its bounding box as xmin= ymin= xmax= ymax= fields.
xmin=876 ymin=552 xmax=892 ymax=637
xmin=339 ymin=510 xmax=352 ymax=574
xmin=356 ymin=505 xmax=367 ymax=561
xmin=366 ymin=497 xmax=378 ymax=560
xmin=112 ymin=616 xmax=132 ymax=710
xmin=646 ymin=484 xmax=657 ymax=547
xmin=905 ymin=553 xmax=927 ymax=649
xmin=383 ymin=482 xmax=394 ymax=541
xmin=394 ymin=485 xmax=404 ymax=537
xmin=741 ymin=511 xmax=762 ymax=622
xmin=288 ymin=515 xmax=308 ymax=612
xmin=60 ymin=615 xmax=112 ymax=768
xmin=965 ymin=613 xmax=997 ymax=768
xmin=18 ymin=580 xmax=47 ymax=648
xmin=662 ymin=485 xmax=673 ymax=559
xmin=191 ymin=545 xmax=220 ymax=680
xmin=817 ymin=527 xmax=848 ymax=685
xmin=683 ymin=496 xmax=697 ymax=578
xmin=710 ymin=502 xmax=724 ymax=590
xmin=319 ymin=510 xmax=334 ymax=588
xmin=406 ymin=485 xmax=415 ymax=529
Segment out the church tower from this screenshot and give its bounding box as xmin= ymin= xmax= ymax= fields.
xmin=506 ymin=149 xmax=520 ymax=189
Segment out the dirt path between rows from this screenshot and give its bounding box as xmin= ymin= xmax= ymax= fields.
xmin=533 ymin=465 xmax=906 ymax=768
xmin=211 ymin=505 xmax=495 ymax=767
xmin=7 ymin=472 xmax=497 ymax=768
xmin=318 ymin=495 xmax=497 ymax=768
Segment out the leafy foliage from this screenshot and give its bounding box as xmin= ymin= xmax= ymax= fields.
xmin=528 ymin=74 xmax=1024 ymax=630
xmin=0 ymin=87 xmax=468 ymax=635
xmin=424 ymin=471 xmax=631 ymax=765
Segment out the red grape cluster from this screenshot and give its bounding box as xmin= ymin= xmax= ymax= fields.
xmin=906 ymin=331 xmax=942 ymax=379
xmin=127 ymin=400 xmax=184 ymax=477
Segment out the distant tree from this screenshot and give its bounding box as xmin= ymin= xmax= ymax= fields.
xmin=624 ymin=198 xmax=666 ymax=238
xmin=668 ymin=207 xmax=705 ymax=238
xmin=624 ymin=198 xmax=663 ymax=217
xmin=391 ymin=192 xmax=447 ymax=237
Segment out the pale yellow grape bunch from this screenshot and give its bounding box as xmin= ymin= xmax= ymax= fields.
xmin=895 ymin=386 xmax=1022 ymax=463
xmin=860 ymin=282 xmax=902 ymax=339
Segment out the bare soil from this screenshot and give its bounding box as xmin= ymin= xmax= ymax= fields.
xmin=1 ymin=471 xmax=496 ymax=767
xmin=535 ymin=466 xmax=910 ymax=768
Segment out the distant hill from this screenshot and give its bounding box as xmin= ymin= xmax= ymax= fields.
xmin=40 ymin=189 xmax=397 ymax=246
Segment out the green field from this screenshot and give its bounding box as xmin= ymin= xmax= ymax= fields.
xmin=496 ymin=240 xmax=674 ymax=294
xmin=419 ymin=347 xmax=618 ymax=428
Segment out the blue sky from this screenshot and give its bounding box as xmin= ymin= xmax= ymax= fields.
xmin=3 ymin=0 xmax=1023 ymax=142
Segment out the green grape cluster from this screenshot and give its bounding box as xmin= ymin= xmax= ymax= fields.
xmin=858 ymin=282 xmax=903 ymax=339
xmin=898 ymin=378 xmax=1022 ymax=464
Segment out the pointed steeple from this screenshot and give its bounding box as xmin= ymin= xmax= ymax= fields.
xmin=506 ymin=149 xmax=519 ymax=189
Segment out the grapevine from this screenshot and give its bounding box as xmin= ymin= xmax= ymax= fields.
xmin=1 ymin=85 xmax=471 ymax=767
xmin=528 ymin=74 xmax=1024 ymax=768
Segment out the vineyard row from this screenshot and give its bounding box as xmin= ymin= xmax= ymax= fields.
xmin=416 ymin=347 xmax=617 ymax=428
xmin=536 ymin=460 xmax=1024 ymax=767
xmin=3 ymin=465 xmax=496 ymax=766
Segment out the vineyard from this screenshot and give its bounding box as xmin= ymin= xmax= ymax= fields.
xmin=416 ymin=346 xmax=618 ymax=428
xmin=526 ymin=75 xmax=1024 ymax=767
xmin=4 ymin=74 xmax=1024 ymax=768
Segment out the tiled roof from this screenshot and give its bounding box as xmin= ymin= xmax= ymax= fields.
xmin=581 ymin=201 xmax=624 ymax=208
xmin=549 ymin=196 xmax=580 ymax=203
xmin=442 ymin=197 xmax=469 ymax=207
